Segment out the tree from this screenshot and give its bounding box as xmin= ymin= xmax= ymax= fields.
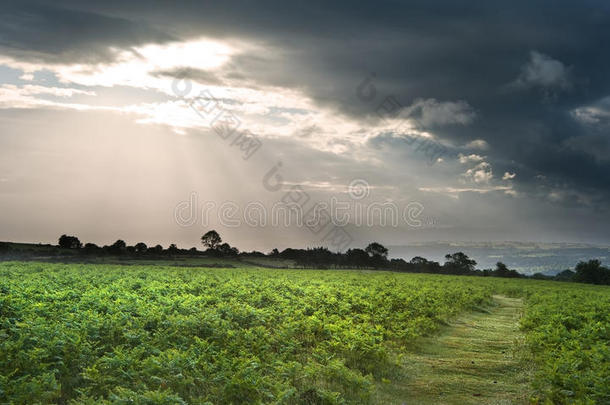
xmin=494 ymin=262 xmax=520 ymax=278
xmin=365 ymin=242 xmax=389 ymax=268
xmin=409 ymin=256 xmax=434 ymax=274
xmin=574 ymin=260 xmax=610 ymax=285
xmin=201 ymin=230 xmax=222 ymax=250
xmin=410 ymin=256 xmax=429 ymax=266
xmin=167 ymin=244 xmax=179 ymax=254
xmin=495 ymin=261 xmax=510 ymax=276
xmin=443 ymin=252 xmax=477 ymax=274
xmin=149 ymin=244 xmax=163 ymax=254
xmin=365 ymin=242 xmax=388 ymax=258
xmin=345 ymin=248 xmax=370 ymax=268
xmin=244 ymin=250 xmax=265 ymax=257
xmin=83 ymin=243 xmax=100 ymax=254
xmin=217 ymin=243 xmax=239 ymax=256
xmin=389 ymin=258 xmax=409 ymax=271
xmin=108 ymin=239 xmax=127 ymax=254
xmin=134 ymin=242 xmax=148 ymax=253
xmin=410 ymin=256 xmax=441 ymax=273
xmin=58 ymin=234 xmax=82 ymax=249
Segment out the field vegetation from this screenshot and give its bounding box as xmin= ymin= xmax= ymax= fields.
xmin=0 ymin=262 xmax=608 ymax=404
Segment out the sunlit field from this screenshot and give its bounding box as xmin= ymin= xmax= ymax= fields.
xmin=0 ymin=262 xmax=607 ymax=404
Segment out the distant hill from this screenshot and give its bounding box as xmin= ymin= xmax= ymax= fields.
xmin=388 ymin=241 xmax=610 ymax=275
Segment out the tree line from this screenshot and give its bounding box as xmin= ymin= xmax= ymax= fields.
xmin=2 ymin=231 xmax=608 ymax=285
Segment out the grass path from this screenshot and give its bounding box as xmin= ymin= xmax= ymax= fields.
xmin=375 ymin=295 xmax=532 ymax=404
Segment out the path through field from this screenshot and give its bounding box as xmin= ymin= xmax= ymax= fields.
xmin=375 ymin=295 xmax=531 ymax=404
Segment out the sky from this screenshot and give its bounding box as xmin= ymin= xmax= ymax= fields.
xmin=0 ymin=0 xmax=609 ymax=251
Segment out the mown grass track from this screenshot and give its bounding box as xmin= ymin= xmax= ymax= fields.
xmin=375 ymin=295 xmax=531 ymax=404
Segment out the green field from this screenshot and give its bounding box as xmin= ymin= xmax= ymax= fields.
xmin=0 ymin=262 xmax=608 ymax=404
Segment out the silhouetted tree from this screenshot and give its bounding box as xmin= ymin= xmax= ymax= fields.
xmin=113 ymin=240 xmax=126 ymax=249
xmin=345 ymin=248 xmax=370 ymax=268
xmin=365 ymin=242 xmax=388 ymax=258
xmin=201 ymin=230 xmax=222 ymax=250
xmin=167 ymin=244 xmax=179 ymax=254
xmin=58 ymin=234 xmax=82 ymax=249
xmin=365 ymin=242 xmax=389 ymax=268
xmin=389 ymin=258 xmax=409 ymax=271
xmin=149 ymin=244 xmax=163 ymax=254
xmin=443 ymin=252 xmax=477 ymax=274
xmin=494 ymin=261 xmax=520 ymax=278
xmin=108 ymin=239 xmax=127 ymax=254
xmin=134 ymin=242 xmax=148 ymax=253
xmin=410 ymin=256 xmax=441 ymax=273
xmin=83 ymin=243 xmax=99 ymax=254
xmin=573 ymin=260 xmax=610 ymax=285
xmin=218 ymin=243 xmax=239 ymax=256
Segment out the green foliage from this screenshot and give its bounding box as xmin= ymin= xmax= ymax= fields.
xmin=0 ymin=262 xmax=608 ymax=404
xmin=519 ymin=286 xmax=610 ymax=404
xmin=0 ymin=262 xmax=490 ymax=404
xmin=573 ymin=259 xmax=610 ymax=285
xmin=484 ymin=278 xmax=609 ymax=404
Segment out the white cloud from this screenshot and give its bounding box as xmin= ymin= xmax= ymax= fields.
xmin=0 ymin=37 xmax=479 ymax=166
xmin=419 ymin=185 xmax=512 ymax=198
xmin=458 ymin=153 xmax=485 ymax=164
xmin=19 ymin=84 xmax=95 ymax=97
xmin=571 ymin=96 xmax=610 ymax=127
xmin=0 ymin=38 xmax=239 ymax=95
xmin=502 ymin=172 xmax=516 ymax=180
xmin=463 ymin=161 xmax=493 ymax=184
xmin=400 ymin=98 xmax=476 ymax=128
xmin=0 ymin=84 xmax=102 ymax=110
xmin=464 ymin=139 xmax=489 ymax=150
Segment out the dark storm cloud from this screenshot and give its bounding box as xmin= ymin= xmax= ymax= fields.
xmin=2 ymin=0 xmax=610 ymax=206
xmin=0 ymin=0 xmax=174 ymax=63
